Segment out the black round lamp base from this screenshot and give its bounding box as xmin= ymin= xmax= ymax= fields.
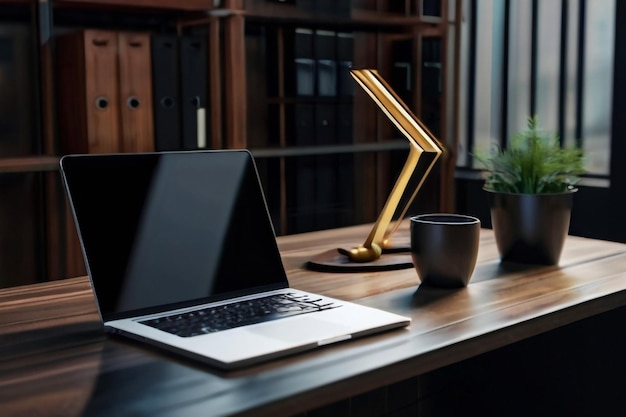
xmin=306 ymin=247 xmax=413 ymax=273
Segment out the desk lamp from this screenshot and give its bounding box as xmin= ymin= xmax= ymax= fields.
xmin=307 ymin=69 xmax=445 ymax=272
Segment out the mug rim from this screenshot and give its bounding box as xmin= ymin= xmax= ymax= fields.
xmin=410 ymin=213 xmax=480 ymax=226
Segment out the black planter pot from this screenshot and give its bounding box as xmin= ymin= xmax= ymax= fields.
xmin=486 ymin=189 xmax=577 ymax=265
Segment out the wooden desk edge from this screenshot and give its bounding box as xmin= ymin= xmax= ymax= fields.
xmin=3 ymin=224 xmax=626 ymax=417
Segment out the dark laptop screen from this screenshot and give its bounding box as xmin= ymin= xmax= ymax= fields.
xmin=61 ymin=150 xmax=289 ymax=319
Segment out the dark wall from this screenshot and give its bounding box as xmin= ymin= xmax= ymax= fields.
xmin=418 ymin=305 xmax=626 ymax=417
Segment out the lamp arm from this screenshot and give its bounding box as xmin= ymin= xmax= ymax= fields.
xmin=339 ymin=69 xmax=444 ymax=263
xmin=384 ymin=152 xmax=442 ymax=241
xmin=364 ymin=146 xmax=422 ymax=248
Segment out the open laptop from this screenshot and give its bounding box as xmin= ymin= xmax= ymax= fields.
xmin=60 ymin=149 xmax=410 ymax=370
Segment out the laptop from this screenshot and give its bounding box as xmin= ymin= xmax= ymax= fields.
xmin=60 ymin=149 xmax=410 ymax=370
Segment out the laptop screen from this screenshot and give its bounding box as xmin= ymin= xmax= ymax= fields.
xmin=61 ymin=150 xmax=289 ymax=320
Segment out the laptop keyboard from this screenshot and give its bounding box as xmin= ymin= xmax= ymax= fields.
xmin=139 ymin=293 xmax=341 ymax=337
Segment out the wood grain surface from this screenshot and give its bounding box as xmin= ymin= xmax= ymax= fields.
xmin=2 ymin=221 xmax=626 ymax=417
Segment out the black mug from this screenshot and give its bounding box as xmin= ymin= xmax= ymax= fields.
xmin=410 ymin=213 xmax=481 ymax=288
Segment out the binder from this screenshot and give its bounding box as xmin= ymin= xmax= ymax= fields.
xmin=336 ymin=32 xmax=354 ymax=99
xmin=150 ymin=34 xmax=181 ymax=151
xmin=422 ymin=37 xmax=442 ymax=135
xmin=294 ymin=28 xmax=316 ymax=97
xmin=118 ymin=31 xmax=154 ymax=153
xmin=293 ymin=104 xmax=317 ymax=232
xmin=0 ymin=24 xmax=34 ymax=157
xmin=336 ymin=31 xmax=354 ymax=146
xmin=314 ymin=30 xmax=338 ymax=229
xmin=314 ymin=103 xmax=338 ymax=229
xmin=179 ymin=35 xmax=209 ymax=150
xmin=336 ymin=32 xmax=355 ymax=226
xmin=314 ymin=29 xmax=337 ymax=98
xmin=293 ymin=28 xmax=316 ymax=146
xmin=391 ymin=38 xmax=414 ymax=106
xmin=292 ymin=28 xmax=317 ymax=232
xmin=56 ymin=29 xmax=121 ymax=154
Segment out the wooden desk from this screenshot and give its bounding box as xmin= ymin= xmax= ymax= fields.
xmin=2 ymin=222 xmax=626 ymax=416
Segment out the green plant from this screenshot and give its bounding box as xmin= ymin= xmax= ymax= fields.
xmin=474 ymin=116 xmax=586 ymax=194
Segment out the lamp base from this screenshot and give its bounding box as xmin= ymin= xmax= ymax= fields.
xmin=306 ymin=246 xmax=413 ymax=272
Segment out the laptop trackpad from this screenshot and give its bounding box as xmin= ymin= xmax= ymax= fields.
xmin=248 ymin=316 xmax=351 ymax=344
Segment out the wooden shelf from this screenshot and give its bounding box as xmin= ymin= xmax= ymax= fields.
xmin=0 ymin=0 xmax=453 ymax=286
xmin=185 ymin=4 xmax=444 ymax=31
xmin=0 ymin=0 xmax=218 ymax=10
xmin=52 ymin=0 xmax=217 ymax=11
xmin=0 ymin=0 xmax=33 ymax=5
xmin=0 ymin=156 xmax=60 ymax=174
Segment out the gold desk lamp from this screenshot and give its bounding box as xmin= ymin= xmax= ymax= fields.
xmin=307 ymin=69 xmax=445 ymax=272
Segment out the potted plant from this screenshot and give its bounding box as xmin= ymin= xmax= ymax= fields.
xmin=475 ymin=116 xmax=586 ymax=265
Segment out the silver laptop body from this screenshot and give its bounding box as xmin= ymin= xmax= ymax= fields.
xmin=60 ymin=149 xmax=410 ymax=370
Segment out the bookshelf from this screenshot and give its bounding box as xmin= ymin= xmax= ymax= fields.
xmin=0 ymin=0 xmax=454 ymax=287
xmin=192 ymin=0 xmax=453 ymax=235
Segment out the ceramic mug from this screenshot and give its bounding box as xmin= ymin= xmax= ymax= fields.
xmin=410 ymin=213 xmax=481 ymax=288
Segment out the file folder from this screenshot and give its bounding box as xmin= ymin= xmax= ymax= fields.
xmin=151 ymin=34 xmax=181 ymax=151
xmin=336 ymin=32 xmax=355 ymax=226
xmin=314 ymin=29 xmax=337 ymax=97
xmin=0 ymin=25 xmax=34 ymax=157
xmin=292 ymin=28 xmax=316 ymax=231
xmin=337 ymin=32 xmax=354 ymax=98
xmin=179 ymin=35 xmax=209 ymax=150
xmin=118 ymin=31 xmax=154 ymax=153
xmin=56 ymin=29 xmax=121 ymax=154
xmin=313 ymin=30 xmax=338 ymax=229
xmin=294 ymin=28 xmax=315 ymax=97
xmin=293 ymin=103 xmax=317 ymax=232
